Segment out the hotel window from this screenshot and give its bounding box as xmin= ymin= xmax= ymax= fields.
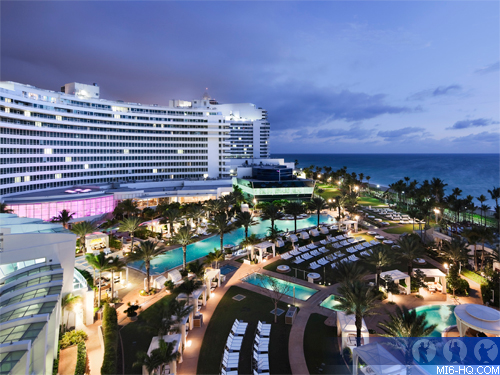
xmin=24 ymin=176 xmax=30 ymax=182
xmin=84 ymin=164 xmax=89 ymax=169
xmin=15 ymin=177 xmax=21 ymax=183
xmin=55 ymin=174 xmax=62 ymax=179
xmin=5 ymin=108 xmax=10 ymax=113
xmin=56 ymin=115 xmax=62 ymax=121
xmin=44 ymin=149 xmax=53 ymax=154
xmin=35 ymin=122 xmax=42 ymax=127
xmin=65 ymin=157 xmax=72 ymax=162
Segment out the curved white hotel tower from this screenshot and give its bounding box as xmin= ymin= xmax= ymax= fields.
xmin=0 ymin=81 xmax=272 ymax=220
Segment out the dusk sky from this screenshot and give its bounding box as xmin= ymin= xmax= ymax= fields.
xmin=2 ymin=1 xmax=499 ymax=153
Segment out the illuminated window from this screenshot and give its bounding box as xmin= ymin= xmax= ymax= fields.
xmin=44 ymin=149 xmax=53 ymax=154
xmin=24 ymin=176 xmax=30 ymax=182
xmin=35 ymin=122 xmax=42 ymax=127
xmin=178 ymin=150 xmax=184 ymax=154
xmin=65 ymin=157 xmax=72 ymax=162
xmin=24 ymin=111 xmax=31 ymax=117
xmin=84 ymin=164 xmax=89 ymax=169
xmin=124 ymin=149 xmax=129 ymax=154
xmin=14 ymin=177 xmax=21 ymax=183
xmin=114 ymin=114 xmax=120 ymax=119
xmin=153 ymin=169 xmax=158 ymax=173
xmin=55 ymin=174 xmax=62 ymax=179
xmin=5 ymin=98 xmax=11 ymax=103
xmin=5 ymin=108 xmax=10 ymax=113
xmin=56 ymin=115 xmax=62 ymax=121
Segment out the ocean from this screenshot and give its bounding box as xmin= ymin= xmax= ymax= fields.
xmin=271 ymin=153 xmax=500 ymax=206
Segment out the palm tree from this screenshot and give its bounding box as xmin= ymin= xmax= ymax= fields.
xmin=204 ymin=249 xmax=225 ymax=269
xmin=476 ymin=195 xmax=488 ymax=226
xmin=477 ymin=226 xmax=495 ymax=270
xmin=0 ymin=203 xmax=13 ymax=213
xmin=172 ymin=226 xmax=195 ymax=271
xmin=430 ymin=177 xmax=448 ymax=204
xmin=186 ymin=259 xmax=205 ymax=279
xmin=308 ymin=197 xmax=327 ymax=227
xmin=107 ymin=256 xmax=126 ymax=300
xmin=235 ymin=211 xmax=258 ymax=239
xmin=85 ymin=252 xmax=113 ymax=307
xmin=61 ymin=293 xmax=83 ymax=331
xmin=51 ymin=209 xmax=74 ymax=228
xmin=134 ymin=339 xmax=179 ymax=375
xmin=175 ymin=278 xmax=203 ymax=306
xmin=204 ymin=199 xmax=225 ymax=217
xmin=134 ymin=350 xmax=162 ymax=375
xmin=187 ymin=204 xmax=204 ymax=230
xmin=261 ymin=203 xmax=283 ymax=230
xmin=168 ymin=299 xmax=193 ymax=327
xmin=488 ymin=186 xmax=500 ymax=234
xmin=116 ymin=199 xmax=140 ymax=218
xmin=119 ymin=216 xmax=142 ymax=251
xmin=441 ymin=237 xmax=470 ymax=273
xmin=336 ymin=280 xmax=379 ymax=346
xmin=462 ymin=228 xmax=481 ymax=271
xmin=208 ymin=214 xmax=235 ymax=253
xmin=70 ymin=221 xmax=97 ymax=253
xmin=397 ymin=234 xmax=425 ymax=276
xmin=127 ymin=240 xmax=164 ymax=293
xmin=284 ymin=202 xmax=304 ymax=233
xmin=162 ymin=208 xmax=182 ymax=235
xmin=327 ymin=258 xmax=368 ymax=284
xmin=361 ymin=245 xmax=394 ymax=288
xmin=378 ymin=305 xmax=437 ymax=373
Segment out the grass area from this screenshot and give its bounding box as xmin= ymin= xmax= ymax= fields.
xmin=303 ymin=313 xmax=348 ymax=375
xmin=120 ymin=293 xmax=177 ymax=374
xmin=317 ymin=187 xmax=341 ymax=200
xmin=357 ymin=196 xmax=387 ymax=207
xmin=461 ymin=270 xmax=487 ymax=285
xmin=197 ymin=286 xmax=293 ymax=375
xmin=382 ymin=224 xmax=416 ymax=235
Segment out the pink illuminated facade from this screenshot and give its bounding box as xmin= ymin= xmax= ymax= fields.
xmin=6 ymin=195 xmax=115 ymax=221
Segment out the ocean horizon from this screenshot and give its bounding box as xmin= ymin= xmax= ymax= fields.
xmin=272 ymin=153 xmax=500 ymax=206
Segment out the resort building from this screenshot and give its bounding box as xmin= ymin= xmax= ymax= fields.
xmin=0 ymin=213 xmax=93 ymax=375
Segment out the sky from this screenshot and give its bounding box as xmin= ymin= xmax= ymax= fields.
xmin=1 ymin=1 xmax=499 ymax=153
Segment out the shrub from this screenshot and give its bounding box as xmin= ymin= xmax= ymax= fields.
xmin=343 ymin=347 xmax=352 ymax=365
xmin=60 ymin=330 xmax=88 ymax=350
xmin=164 ymin=280 xmax=175 ymax=292
xmin=76 ymin=268 xmax=96 ymax=291
xmin=101 ymin=304 xmax=119 ymax=375
xmin=109 ymin=235 xmax=123 ymax=250
xmin=124 ymin=302 xmax=140 ymax=318
xmin=74 ymin=341 xmax=87 ymax=375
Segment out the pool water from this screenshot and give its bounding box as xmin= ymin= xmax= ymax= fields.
xmin=131 ymin=214 xmax=331 ymax=273
xmin=320 ymin=294 xmax=342 ymax=311
xmin=220 ymin=265 xmax=238 ymax=276
xmin=241 ymin=272 xmax=318 ymax=301
xmin=413 ymin=305 xmax=457 ymax=337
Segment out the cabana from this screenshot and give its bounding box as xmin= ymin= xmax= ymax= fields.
xmin=85 ymin=232 xmax=109 ymax=253
xmin=177 ymin=285 xmax=207 ymax=329
xmin=251 ymin=241 xmax=276 ymax=263
xmin=319 ymin=226 xmax=329 ymax=235
xmin=152 ymin=275 xmax=168 ymax=290
xmin=167 ymin=269 xmax=184 ymax=285
xmin=413 ymin=268 xmax=446 ymax=294
xmin=299 ymin=231 xmax=309 ymax=240
xmin=275 ymin=238 xmax=285 ymax=248
xmin=309 ymin=228 xmax=320 ymax=237
xmin=352 ymin=343 xmax=405 ymax=375
xmin=454 ymin=304 xmax=500 ymax=337
xmin=288 ymin=234 xmax=298 ymax=243
xmin=343 ymin=220 xmax=358 ymax=233
xmin=337 ymin=311 xmax=369 ymax=350
xmin=380 ymin=270 xmax=410 ymax=295
xmin=204 ymin=268 xmax=221 ymax=291
xmin=144 ymin=334 xmax=182 ymax=375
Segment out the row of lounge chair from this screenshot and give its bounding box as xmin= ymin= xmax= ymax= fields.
xmin=221 ymin=320 xmax=248 ymax=374
xmin=252 ymin=321 xmax=271 ymax=374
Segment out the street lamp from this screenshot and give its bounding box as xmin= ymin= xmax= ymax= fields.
xmin=328 ymin=199 xmax=332 ymax=203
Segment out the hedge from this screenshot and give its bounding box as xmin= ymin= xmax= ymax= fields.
xmin=101 ymin=304 xmax=119 ymax=375
xmin=74 ymin=341 xmax=87 ymax=375
xmin=60 ymin=330 xmax=88 ymax=350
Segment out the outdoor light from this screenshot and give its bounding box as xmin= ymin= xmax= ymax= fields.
xmin=377 ymin=185 xmax=380 ymax=188
xmin=332 ymin=199 xmax=335 ymax=203
xmin=338 ymin=181 xmax=341 ymax=184
xmin=328 ymin=199 xmax=332 ymax=203
xmin=444 ymin=263 xmax=448 ymax=270
xmin=354 ymin=186 xmax=359 ymax=191
xmin=187 ymin=340 xmax=192 ymax=347
xmin=211 ymin=292 xmax=215 ymax=298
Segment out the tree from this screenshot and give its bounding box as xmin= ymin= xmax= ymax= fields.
xmin=114 ymin=199 xmax=140 ymax=219
xmin=107 ymin=256 xmax=126 ymax=300
xmin=476 ymin=226 xmax=495 ymax=270
xmin=447 ymin=264 xmax=462 ymax=297
xmin=127 ymin=240 xmax=164 ymax=293
xmin=0 ymin=203 xmax=13 ymax=213
xmin=234 ymin=211 xmax=258 ymax=239
xmin=397 ymin=234 xmax=425 ymax=276
xmin=336 ymin=281 xmax=379 ymax=346
xmin=261 ymin=203 xmax=284 ymax=230
xmin=52 ymin=209 xmax=74 ymax=228
xmin=71 ymin=221 xmax=97 ymax=253
xmin=441 ymin=237 xmax=470 ymax=273
xmin=134 ymin=350 xmax=162 ymax=375
xmin=85 ymin=252 xmax=113 ymax=307
xmin=378 ymin=306 xmax=437 ymax=373
xmin=172 ymin=226 xmax=195 ymax=271
xmin=175 ymin=277 xmax=203 ymax=306
xmin=476 ymin=195 xmax=488 ymax=226
xmin=256 ymin=274 xmax=291 ymax=323
xmin=204 ymin=199 xmax=225 ymax=217
xmin=361 ymin=245 xmax=394 ymax=288
xmin=284 ymin=202 xmax=304 ymax=233
xmin=162 ymin=208 xmax=182 ymax=235
xmin=204 ymin=248 xmax=225 ymax=269
xmin=187 ymin=204 xmax=204 ymax=230
xmin=134 ymin=339 xmax=179 ymax=375
xmin=208 ymin=214 xmax=235 ymax=253
xmin=308 ymin=197 xmax=327 ymax=227
xmin=462 ymin=228 xmax=481 ymax=271
xmin=168 ymin=299 xmax=193 ymax=327
xmin=61 ymin=293 xmax=83 ymax=332
xmin=488 ymin=186 xmax=500 ymax=234
xmin=186 ymin=259 xmax=205 ymax=280
xmin=326 ymin=259 xmax=368 ymax=285
xmin=119 ymin=216 xmax=143 ymax=251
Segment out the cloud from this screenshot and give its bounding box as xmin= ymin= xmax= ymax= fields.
xmin=447 ymin=118 xmax=499 ymax=130
xmin=377 ymin=127 xmax=425 ymax=140
xmin=407 ymin=84 xmax=462 ymax=101
xmin=475 ymin=61 xmax=500 ymax=75
xmin=451 ymin=131 xmax=500 ymax=144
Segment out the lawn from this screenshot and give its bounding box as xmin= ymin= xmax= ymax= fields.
xmin=382 ymin=224 xmax=416 ymax=235
xmin=317 ymin=187 xmax=341 ymax=200
xmin=357 ymin=196 xmax=386 ymax=207
xmin=303 ymin=313 xmax=348 ymax=375
xmin=120 ymin=293 xmax=177 ymax=374
xmin=197 ymin=286 xmax=293 ymax=375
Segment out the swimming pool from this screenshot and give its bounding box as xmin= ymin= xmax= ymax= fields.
xmin=413 ymin=305 xmax=457 ymax=337
xmin=241 ymin=273 xmax=319 ymax=301
xmin=220 ymin=264 xmax=238 ymax=276
xmin=130 ymin=214 xmax=332 ymax=273
xmin=320 ymin=294 xmax=342 ymax=311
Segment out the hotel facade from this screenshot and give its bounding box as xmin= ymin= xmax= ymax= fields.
xmin=0 ymin=82 xmax=271 ymax=221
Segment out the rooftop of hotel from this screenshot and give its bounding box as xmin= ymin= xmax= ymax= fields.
xmin=0 ymin=214 xmax=68 ymax=234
